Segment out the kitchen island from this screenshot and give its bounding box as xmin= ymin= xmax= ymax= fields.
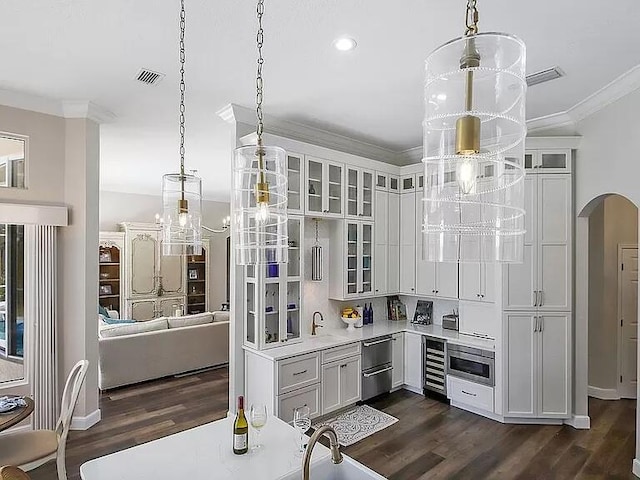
xmin=81 ymin=415 xmax=331 ymax=480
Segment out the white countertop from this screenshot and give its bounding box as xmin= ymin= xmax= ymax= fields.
xmin=80 ymin=416 xmax=330 ymax=480
xmin=245 ymin=321 xmax=495 ymax=361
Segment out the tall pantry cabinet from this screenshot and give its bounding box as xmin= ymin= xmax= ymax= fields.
xmin=502 ymin=149 xmax=573 ymax=419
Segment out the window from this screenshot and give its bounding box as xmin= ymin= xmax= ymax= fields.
xmin=0 ymin=224 xmax=25 ymax=383
xmin=0 ymin=135 xmax=26 ymax=189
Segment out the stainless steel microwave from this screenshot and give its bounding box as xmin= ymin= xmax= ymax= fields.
xmin=447 ymin=344 xmax=495 ymax=387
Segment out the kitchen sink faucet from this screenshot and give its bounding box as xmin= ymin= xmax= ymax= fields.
xmin=311 ymin=311 xmax=323 ymax=336
xmin=303 ymin=425 xmax=343 ymax=480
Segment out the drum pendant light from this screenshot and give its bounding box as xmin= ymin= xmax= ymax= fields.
xmin=162 ymin=0 xmax=203 ymax=256
xmin=422 ymin=0 xmax=527 ymax=263
xmin=232 ymin=0 xmax=288 ymax=266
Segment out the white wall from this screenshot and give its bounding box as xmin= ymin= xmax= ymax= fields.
xmin=99 ymin=191 xmax=231 ymax=310
xmin=571 ymin=85 xmax=640 ymax=461
xmin=0 ymin=104 xmax=100 ymax=423
xmin=588 ymin=195 xmax=638 ymax=391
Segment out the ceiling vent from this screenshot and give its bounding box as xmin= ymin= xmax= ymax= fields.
xmin=135 ymin=68 xmax=165 ymax=86
xmin=526 ymin=67 xmax=565 ymax=87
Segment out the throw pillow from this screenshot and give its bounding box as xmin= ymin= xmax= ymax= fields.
xmin=102 ymin=317 xmax=136 ymax=325
xmin=98 ymin=305 xmax=110 ymax=318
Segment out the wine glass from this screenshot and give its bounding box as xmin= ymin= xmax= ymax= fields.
xmin=292 ymin=405 xmax=311 ymax=456
xmin=250 ymin=404 xmax=268 ymax=452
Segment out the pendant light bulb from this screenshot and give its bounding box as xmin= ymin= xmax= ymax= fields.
xmin=456 ymin=156 xmax=477 ymax=195
xmin=178 ymin=212 xmax=188 ymax=227
xmin=255 ymin=201 xmax=270 ymax=225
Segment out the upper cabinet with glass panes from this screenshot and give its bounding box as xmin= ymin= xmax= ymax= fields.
xmin=305 ymin=156 xmax=345 ymax=218
xmin=524 ymin=149 xmax=572 ymax=174
xmin=346 ymin=167 xmax=374 ymax=220
xmin=0 ymin=135 xmax=27 ymax=189
xmin=286 ymin=152 xmax=305 ymax=213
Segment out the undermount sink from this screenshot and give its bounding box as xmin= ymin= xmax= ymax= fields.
xmin=280 ymin=455 xmax=385 ymax=480
xmin=305 ymin=334 xmax=341 ymax=344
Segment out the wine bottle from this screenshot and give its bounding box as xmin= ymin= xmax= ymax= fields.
xmin=369 ymin=302 xmax=374 ymax=324
xmin=233 ymin=396 xmax=249 ymax=455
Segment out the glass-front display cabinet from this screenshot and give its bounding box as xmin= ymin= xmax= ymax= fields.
xmin=244 ymin=216 xmax=304 ymax=350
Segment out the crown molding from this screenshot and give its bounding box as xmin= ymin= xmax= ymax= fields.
xmin=400 ymin=146 xmax=423 ymax=165
xmin=570 ymin=64 xmax=640 ymax=122
xmin=220 ymin=103 xmax=403 ymax=165
xmin=62 ymin=101 xmax=116 ymax=124
xmin=526 ymin=111 xmax=575 ymax=134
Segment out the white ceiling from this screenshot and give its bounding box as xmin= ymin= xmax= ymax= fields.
xmin=1 ymin=0 xmax=639 ymax=201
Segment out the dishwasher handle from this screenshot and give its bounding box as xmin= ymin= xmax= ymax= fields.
xmin=363 ymin=337 xmax=392 ymax=347
xmin=362 ymin=366 xmax=393 ymax=378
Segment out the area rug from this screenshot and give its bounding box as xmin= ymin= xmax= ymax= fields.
xmin=312 ymin=405 xmax=398 ymax=447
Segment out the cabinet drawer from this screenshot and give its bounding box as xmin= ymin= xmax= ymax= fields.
xmin=322 ymin=342 xmax=361 ymax=365
xmin=277 ymin=383 xmax=321 ymax=423
xmin=278 ymin=352 xmax=320 ymax=395
xmin=447 ymin=375 xmax=494 ymax=413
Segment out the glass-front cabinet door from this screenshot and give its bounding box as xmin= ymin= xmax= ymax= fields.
xmin=361 ymin=223 xmax=373 ymax=294
xmin=525 ymin=149 xmax=571 ymax=173
xmin=347 ymin=168 xmax=359 ymax=218
xmin=361 ymin=170 xmax=373 ymax=219
xmin=285 ymin=280 xmax=301 ymax=342
xmin=326 ymin=161 xmax=344 ymax=216
xmin=287 ymin=153 xmax=304 ymax=213
xmin=287 ymin=217 xmax=302 ymax=279
xmin=305 ymin=157 xmax=344 ymax=217
xmin=344 ymin=221 xmax=374 ymax=298
xmin=306 ymin=158 xmax=324 ymax=215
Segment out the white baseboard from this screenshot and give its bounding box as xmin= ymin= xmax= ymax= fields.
xmin=632 ymin=458 xmax=640 ymax=477
xmin=588 ymin=385 xmax=620 ymax=400
xmin=564 ymin=414 xmax=591 ymax=430
xmin=71 ymin=408 xmax=101 ymax=430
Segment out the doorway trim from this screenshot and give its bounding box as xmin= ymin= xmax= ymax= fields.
xmin=618 ymin=243 xmax=638 ymax=399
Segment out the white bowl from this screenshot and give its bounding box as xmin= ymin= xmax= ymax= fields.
xmin=341 ymin=316 xmax=359 ymax=331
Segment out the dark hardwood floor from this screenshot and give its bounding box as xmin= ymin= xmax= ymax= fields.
xmin=28 ymin=367 xmax=636 ymax=479
xmin=345 ymin=391 xmax=637 ymax=480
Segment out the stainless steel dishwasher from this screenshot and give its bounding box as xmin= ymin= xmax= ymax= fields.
xmin=361 ymin=335 xmax=393 ymax=401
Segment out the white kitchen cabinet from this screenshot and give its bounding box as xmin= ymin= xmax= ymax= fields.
xmin=403 ymin=332 xmax=423 ymax=392
xmin=346 ymin=167 xmax=374 ymax=220
xmin=322 ymin=355 xmax=361 ymax=415
xmin=392 ymin=332 xmax=404 ymax=388
xmin=504 ymin=312 xmax=571 ymax=419
xmin=389 ymin=175 xmax=400 ymax=193
xmin=388 ymin=192 xmax=400 ymax=294
xmin=459 ymin=263 xmax=495 ymax=303
xmin=400 ymin=191 xmax=416 ymax=294
xmin=278 ymin=383 xmax=321 ymax=423
xmin=401 ymin=174 xmax=416 ymax=193
xmin=503 ymin=174 xmax=571 ymax=312
xmin=286 ymin=152 xmax=305 ymax=214
xmin=524 ymin=149 xmax=572 ymax=174
xmin=305 ymin=157 xmax=345 ymax=217
xmin=244 ymin=216 xmax=304 ymax=350
xmin=374 ymin=189 xmax=388 ymax=295
xmin=375 ymin=172 xmax=388 ymax=191
xmin=329 ymin=221 xmax=374 ymax=300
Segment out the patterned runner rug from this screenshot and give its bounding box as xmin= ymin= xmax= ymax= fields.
xmin=312 ymin=404 xmax=398 ymax=447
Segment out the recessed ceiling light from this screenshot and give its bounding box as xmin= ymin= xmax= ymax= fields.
xmin=333 ymin=37 xmax=357 ymax=52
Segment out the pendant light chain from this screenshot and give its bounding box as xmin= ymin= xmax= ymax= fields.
xmin=256 ymin=0 xmax=265 ymax=145
xmin=465 ymin=0 xmax=479 ymax=36
xmin=179 ymin=0 xmax=186 ymax=177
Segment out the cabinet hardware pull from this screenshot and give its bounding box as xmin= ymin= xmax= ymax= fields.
xmin=540 ymin=290 xmax=544 ymax=307
xmin=461 ymin=390 xmax=477 ymax=397
xmin=540 ymin=316 xmax=544 ymax=332
xmin=436 ymin=290 xmax=439 ymax=294
xmin=533 ymin=290 xmax=538 ymax=307
xmin=292 ymin=370 xmax=308 ymax=376
xmin=341 ymin=364 xmax=346 ymax=368
xmin=363 ymin=366 xmax=393 ymax=378
xmin=363 ymin=338 xmax=392 ymax=347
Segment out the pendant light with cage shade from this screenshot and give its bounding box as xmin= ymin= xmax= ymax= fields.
xmin=161 ymin=0 xmax=203 ymax=256
xmin=422 ymin=0 xmax=527 ymax=263
xmin=232 ymin=0 xmax=288 ymax=266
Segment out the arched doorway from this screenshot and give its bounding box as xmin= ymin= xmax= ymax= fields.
xmin=576 ymin=193 xmax=639 ymax=473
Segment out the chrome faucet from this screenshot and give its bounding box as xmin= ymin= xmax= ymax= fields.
xmin=311 ymin=311 xmax=323 ymax=336
xmin=303 ymin=425 xmax=343 ymax=480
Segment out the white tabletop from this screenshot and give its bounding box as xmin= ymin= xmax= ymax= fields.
xmin=80 ymin=416 xmax=330 ymax=480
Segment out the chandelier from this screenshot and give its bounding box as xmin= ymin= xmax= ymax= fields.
xmin=422 ymin=0 xmax=527 ymax=263
xmin=232 ymin=0 xmax=288 ymax=266
xmin=161 ymin=0 xmax=203 ymax=256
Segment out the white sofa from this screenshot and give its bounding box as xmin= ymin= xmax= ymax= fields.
xmin=98 ymin=311 xmax=229 ymax=390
